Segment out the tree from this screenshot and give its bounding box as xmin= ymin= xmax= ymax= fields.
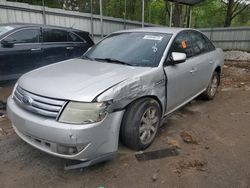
xmin=172 ymin=2 xmax=182 ymax=27
xmin=62 ymin=0 xmax=79 ymax=11
xmin=232 ymin=5 xmax=250 ymax=26
xmin=192 ymin=0 xmax=225 ymax=28
xmin=147 ymin=0 xmax=167 ymax=25
xmin=7 ymin=0 xmax=250 ymax=27
xmin=10 ymin=0 xmax=64 ymax=8
xmin=222 ymin=0 xmax=250 ymax=27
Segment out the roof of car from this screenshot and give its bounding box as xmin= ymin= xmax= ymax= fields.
xmin=113 ymin=27 xmax=196 ymax=35
xmin=0 ymin=23 xmax=89 ymax=34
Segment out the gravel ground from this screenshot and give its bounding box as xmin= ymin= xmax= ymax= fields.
xmin=224 ymin=51 xmax=250 ymax=62
xmin=0 ymin=60 xmax=250 ymax=188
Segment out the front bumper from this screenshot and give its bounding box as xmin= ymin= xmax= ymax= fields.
xmin=7 ymin=97 xmax=124 ymax=161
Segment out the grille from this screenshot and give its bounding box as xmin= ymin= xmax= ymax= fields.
xmin=13 ymin=86 xmax=66 ymax=118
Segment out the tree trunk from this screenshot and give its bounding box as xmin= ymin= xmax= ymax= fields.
xmin=173 ymin=2 xmax=181 ymax=27
xmin=224 ymin=0 xmax=234 ymax=27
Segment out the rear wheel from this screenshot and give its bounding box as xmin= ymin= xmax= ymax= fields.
xmin=202 ymin=71 xmax=220 ymax=100
xmin=120 ymin=98 xmax=161 ymax=150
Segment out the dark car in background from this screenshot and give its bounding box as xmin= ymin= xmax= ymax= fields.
xmin=0 ymin=23 xmax=94 ymax=85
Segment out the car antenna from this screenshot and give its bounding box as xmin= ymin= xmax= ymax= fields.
xmin=71 ymin=23 xmax=75 ymax=28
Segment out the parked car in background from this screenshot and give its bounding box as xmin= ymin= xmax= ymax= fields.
xmin=7 ymin=27 xmax=224 ymax=168
xmin=0 ymin=23 xmax=94 ymax=85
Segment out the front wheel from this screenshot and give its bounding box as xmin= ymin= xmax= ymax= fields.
xmin=120 ymin=98 xmax=161 ymax=150
xmin=201 ymin=71 xmax=220 ymax=100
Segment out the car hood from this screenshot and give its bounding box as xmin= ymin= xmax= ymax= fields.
xmin=18 ymin=58 xmax=150 ymax=102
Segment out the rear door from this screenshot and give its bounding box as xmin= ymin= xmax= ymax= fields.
xmin=189 ymin=31 xmax=215 ymax=91
xmin=41 ymin=28 xmax=69 ymax=66
xmin=0 ymin=27 xmax=42 ymax=81
xmin=67 ymin=32 xmax=86 ymax=59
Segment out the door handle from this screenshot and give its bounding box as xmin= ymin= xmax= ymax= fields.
xmin=31 ymin=48 xmax=41 ymax=52
xmin=190 ymin=68 xmax=198 ymax=74
xmin=66 ymin=46 xmax=74 ymax=50
xmin=209 ymin=60 xmax=214 ymax=64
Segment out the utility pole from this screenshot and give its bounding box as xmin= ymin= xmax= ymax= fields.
xmin=42 ymin=0 xmax=46 ymax=25
xmin=124 ymin=0 xmax=127 ymax=29
xmin=99 ymin=0 xmax=103 ymax=38
xmin=90 ymin=0 xmax=94 ymax=38
xmin=189 ymin=6 xmax=192 ymax=28
xmin=169 ymin=2 xmax=173 ymax=27
xmin=149 ymin=0 xmax=157 ymax=24
xmin=142 ymin=0 xmax=144 ymax=27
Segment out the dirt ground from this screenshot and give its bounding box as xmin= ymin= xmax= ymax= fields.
xmin=0 ymin=60 xmax=250 ymax=188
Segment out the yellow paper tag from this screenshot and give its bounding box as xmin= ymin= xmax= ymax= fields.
xmin=181 ymin=40 xmax=187 ymax=49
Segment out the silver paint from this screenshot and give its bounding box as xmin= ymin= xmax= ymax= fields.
xmin=7 ymin=27 xmax=224 ymax=163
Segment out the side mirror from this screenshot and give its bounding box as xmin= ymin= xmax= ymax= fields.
xmin=170 ymin=52 xmax=186 ymax=64
xmin=1 ymin=38 xmax=15 ymax=48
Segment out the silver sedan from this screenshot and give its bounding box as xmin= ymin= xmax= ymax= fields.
xmin=7 ymin=27 xmax=224 ymax=167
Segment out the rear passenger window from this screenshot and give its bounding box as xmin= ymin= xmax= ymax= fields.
xmin=171 ymin=32 xmax=194 ymax=58
xmin=43 ymin=29 xmax=68 ymax=43
xmin=203 ymin=35 xmax=216 ymax=52
xmin=68 ymin=32 xmax=84 ymax=42
xmin=6 ymin=29 xmax=40 ymax=43
xmin=190 ymin=31 xmax=207 ymax=55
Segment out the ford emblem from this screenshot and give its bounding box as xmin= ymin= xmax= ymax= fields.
xmin=22 ymin=95 xmax=33 ymax=105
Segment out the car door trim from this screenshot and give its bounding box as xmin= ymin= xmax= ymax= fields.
xmin=164 ymin=88 xmax=206 ymax=117
xmin=14 ymin=43 xmax=41 ymax=46
xmin=42 ymin=42 xmax=85 ymax=45
xmin=31 ymin=48 xmax=42 ymax=51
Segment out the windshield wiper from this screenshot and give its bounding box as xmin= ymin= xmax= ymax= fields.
xmin=94 ymin=58 xmax=133 ymax=66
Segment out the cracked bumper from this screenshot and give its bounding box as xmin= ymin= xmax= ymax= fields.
xmin=7 ymin=97 xmax=124 ymax=161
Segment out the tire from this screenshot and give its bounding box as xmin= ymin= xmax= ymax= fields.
xmin=120 ymin=98 xmax=161 ymax=150
xmin=201 ymin=71 xmax=220 ymax=100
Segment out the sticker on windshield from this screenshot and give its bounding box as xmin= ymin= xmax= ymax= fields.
xmin=152 ymin=44 xmax=158 ymax=53
xmin=143 ymin=35 xmax=163 ymax=41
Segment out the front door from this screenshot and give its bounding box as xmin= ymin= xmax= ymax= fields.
xmin=164 ymin=31 xmax=198 ymax=113
xmin=0 ymin=28 xmax=42 ymax=81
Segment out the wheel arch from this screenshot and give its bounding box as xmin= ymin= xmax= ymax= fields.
xmin=215 ymin=66 xmax=221 ymax=75
xmin=119 ymin=95 xmax=163 ymax=150
xmin=214 ymin=66 xmax=221 ymax=85
xmin=123 ymin=95 xmax=163 ymax=117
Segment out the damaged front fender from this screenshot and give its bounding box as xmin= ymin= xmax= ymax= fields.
xmin=97 ymin=67 xmax=167 ymax=116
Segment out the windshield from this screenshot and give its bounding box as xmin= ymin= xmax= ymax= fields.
xmin=84 ymin=32 xmax=172 ymax=67
xmin=0 ymin=26 xmax=14 ymax=36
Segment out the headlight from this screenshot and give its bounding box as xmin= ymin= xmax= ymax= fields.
xmin=58 ymin=101 xmax=108 ymax=124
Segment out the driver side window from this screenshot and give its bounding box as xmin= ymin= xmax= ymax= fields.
xmin=5 ymin=29 xmax=40 ymax=44
xmin=171 ymin=32 xmax=194 ymax=58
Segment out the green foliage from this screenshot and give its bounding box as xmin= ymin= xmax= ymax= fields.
xmin=6 ymin=0 xmax=250 ymax=27
xmin=147 ymin=0 xmax=167 ymax=25
xmin=192 ymin=0 xmax=225 ymax=28
xmin=231 ymin=4 xmax=250 ymax=26
xmin=9 ymin=0 xmax=63 ymax=8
